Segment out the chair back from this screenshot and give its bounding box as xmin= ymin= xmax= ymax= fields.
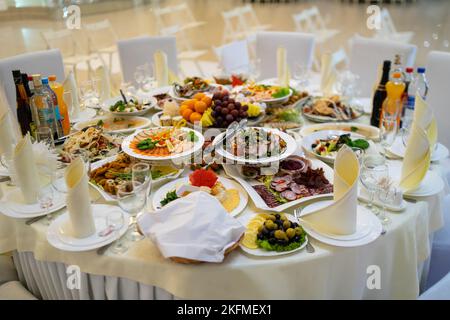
xmin=214 ymin=40 xmax=250 ymax=75
xmin=84 ymin=19 xmax=118 ymax=52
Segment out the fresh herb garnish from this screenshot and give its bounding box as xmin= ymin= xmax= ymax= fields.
xmin=338 ymin=134 xmax=369 ymax=150
xmin=113 ymin=172 xmax=132 ymax=180
xmin=151 ymin=170 xmax=164 ymax=180
xmin=137 ymin=138 xmax=157 ymax=150
xmin=187 ymin=131 xmax=198 ymax=142
xmin=160 ymin=190 xmax=179 ymax=206
xmin=272 ymin=87 xmax=290 ymax=98
xmin=96 ymin=119 xmax=104 ymax=127
xmin=278 ymin=109 xmax=300 ymax=122
xmin=350 ymin=126 xmax=358 ymax=132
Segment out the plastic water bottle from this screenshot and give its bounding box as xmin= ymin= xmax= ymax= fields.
xmin=403 ymin=67 xmax=429 ymax=128
xmin=415 ymin=67 xmax=429 ymax=99
xmin=401 ymin=67 xmax=414 ymax=128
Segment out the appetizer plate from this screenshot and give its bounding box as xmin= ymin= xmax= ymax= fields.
xmin=223 ymin=156 xmax=334 ymax=213
xmin=301 ymin=130 xmax=370 ymax=164
xmin=299 ymin=201 xmax=382 ymax=247
xmin=101 ymin=96 xmax=157 ymax=116
xmin=73 ymin=116 xmax=151 ymax=134
xmin=152 ymin=176 xmax=248 ymax=217
xmin=121 ymin=127 xmax=205 ymax=161
xmin=301 ymin=96 xmax=363 ymax=123
xmin=168 ymin=84 xmax=217 ymax=102
xmin=70 ymin=108 xmax=97 ymax=123
xmin=388 ymin=137 xmax=449 ymax=162
xmin=0 ymin=186 xmax=66 ymax=219
xmin=89 ymin=155 xmax=184 ymax=202
xmin=47 ymin=205 xmax=130 ymax=252
xmin=213 ymin=127 xmax=297 ymax=165
xmin=147 ymin=86 xmax=173 ymax=111
xmin=300 ymin=122 xmax=380 ymax=141
xmin=239 ymin=213 xmax=308 ymax=257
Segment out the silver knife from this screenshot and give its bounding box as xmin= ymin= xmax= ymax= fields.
xmin=26 ymin=215 xmax=48 ymax=225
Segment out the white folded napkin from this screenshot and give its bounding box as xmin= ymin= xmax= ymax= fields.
xmin=400 ymin=123 xmax=431 ymax=192
xmin=64 ymin=157 xmax=95 ymax=238
xmin=413 ymin=94 xmax=438 ymax=150
xmin=95 ymin=65 xmax=111 ymax=101
xmin=62 ymin=71 xmax=80 ymax=118
xmin=320 ymin=53 xmax=337 ymax=96
xmin=0 ymin=110 xmax=15 ymax=158
xmin=138 ymin=191 xmax=245 ymax=263
xmin=301 ymin=146 xmax=359 ymax=235
xmin=12 ymin=134 xmax=40 ymax=204
xmin=154 ymin=51 xmax=169 ymax=87
xmin=277 ymin=47 xmax=290 ymax=87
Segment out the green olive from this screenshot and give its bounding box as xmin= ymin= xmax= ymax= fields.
xmin=267 ymin=215 xmax=276 ymax=221
xmin=283 ymin=220 xmax=291 ymax=230
xmin=286 ymin=228 xmax=296 ymax=239
xmin=274 ymin=230 xmax=287 ymax=240
xmin=295 ymin=226 xmax=304 ymax=236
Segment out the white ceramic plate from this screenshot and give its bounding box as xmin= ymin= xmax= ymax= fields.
xmin=121 ymin=127 xmax=205 ymax=161
xmin=301 ymin=130 xmax=370 ymax=164
xmin=213 ymin=127 xmax=297 ymax=165
xmin=0 ymin=186 xmax=66 ymax=219
xmin=70 ymin=108 xmax=97 ymax=123
xmin=0 ymin=163 xmax=9 ymax=177
xmin=299 ymin=201 xmax=382 ymax=247
xmin=239 ymin=213 xmax=308 ymax=257
xmin=47 ymin=204 xmax=130 ymax=252
xmin=223 ymin=156 xmax=334 ymax=213
xmin=389 ymin=137 xmax=449 ymax=162
xmin=152 ymin=176 xmax=248 ymax=217
xmin=101 ymin=96 xmax=156 ymax=116
xmin=146 ymin=86 xmax=172 ymax=111
xmin=89 ymin=155 xmax=184 ymax=202
xmin=168 ymin=84 xmax=217 ymax=102
xmin=73 ymin=116 xmax=151 ymax=134
xmin=301 ymin=96 xmax=363 ymax=123
xmin=300 ymin=122 xmax=380 ymax=141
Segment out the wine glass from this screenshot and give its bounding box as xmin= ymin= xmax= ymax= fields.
xmin=380 ymin=114 xmax=398 ymax=156
xmin=38 ymin=186 xmax=55 ymax=225
xmin=107 ymin=210 xmax=128 ymax=254
xmin=377 ymin=186 xmax=396 ymax=225
xmin=360 ymin=154 xmax=389 ymax=215
xmin=293 ymin=63 xmax=309 ymax=90
xmin=36 ymin=126 xmax=55 ymax=149
xmin=141 ymin=64 xmax=157 ymax=92
xmin=116 ymin=181 xmax=147 ymax=242
xmin=80 ymin=79 xmax=100 ymax=108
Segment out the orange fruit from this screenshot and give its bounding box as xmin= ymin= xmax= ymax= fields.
xmin=181 ymin=109 xmax=193 ymax=120
xmin=193 ymin=92 xmax=206 ymax=100
xmin=182 ymin=99 xmax=196 ymax=110
xmin=194 ymin=101 xmax=207 ymax=114
xmin=179 ymin=104 xmax=190 ymax=115
xmin=190 ymin=112 xmax=202 ymax=123
xmin=201 ymin=96 xmax=212 ymax=107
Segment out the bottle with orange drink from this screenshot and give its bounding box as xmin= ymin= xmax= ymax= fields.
xmin=49 ymin=75 xmax=71 ymax=135
xmin=380 ymin=72 xmax=405 ymax=126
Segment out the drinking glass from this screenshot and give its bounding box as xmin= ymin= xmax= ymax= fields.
xmin=377 ymin=186 xmax=396 ymax=225
xmin=293 ymin=63 xmax=309 ymax=90
xmin=380 ymin=114 xmax=398 ymax=156
xmin=107 ymin=210 xmax=128 ymax=254
xmin=116 ymin=181 xmax=147 ymax=241
xmin=38 ymin=186 xmax=55 ymax=225
xmin=80 ymin=79 xmax=100 ymax=108
xmin=132 ymin=162 xmax=150 ymax=184
xmin=36 ymin=126 xmax=55 ymax=149
xmin=360 ymin=154 xmax=389 ymax=215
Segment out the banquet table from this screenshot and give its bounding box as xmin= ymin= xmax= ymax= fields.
xmin=0 ymin=80 xmax=448 ymax=299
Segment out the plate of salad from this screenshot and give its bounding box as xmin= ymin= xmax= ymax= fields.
xmin=240 ymin=84 xmax=293 ymax=104
xmin=301 ymin=130 xmax=371 ymax=164
xmin=102 ymin=96 xmax=157 ymax=116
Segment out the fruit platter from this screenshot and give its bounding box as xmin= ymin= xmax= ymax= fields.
xmin=152 ymin=169 xmax=248 ymax=217
xmin=301 ymin=95 xmax=363 ymax=122
xmin=240 ymin=213 xmax=308 ymax=256
xmin=223 ymin=155 xmax=334 ymax=212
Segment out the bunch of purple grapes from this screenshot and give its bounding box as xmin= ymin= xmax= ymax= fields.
xmin=211 ymin=90 xmax=249 ymax=128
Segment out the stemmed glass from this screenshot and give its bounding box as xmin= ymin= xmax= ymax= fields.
xmin=107 ymin=209 xmax=129 ymax=254
xmin=378 ymin=185 xmax=396 ymax=225
xmin=38 ymin=186 xmax=55 ymax=226
xmin=116 ymin=180 xmax=147 ymax=242
xmin=380 ymin=113 xmax=399 ymax=157
xmin=360 ymin=154 xmax=389 ymax=215
xmin=80 ymin=79 xmax=100 ymax=108
xmin=293 ymin=63 xmax=309 ymax=90
xmin=134 ymin=64 xmax=156 ymax=93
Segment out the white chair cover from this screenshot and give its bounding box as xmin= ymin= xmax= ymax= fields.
xmin=348 ymin=35 xmax=417 ymax=97
xmin=256 ymin=31 xmax=315 ymax=80
xmin=0 ymin=49 xmax=65 ymax=117
xmin=214 ymin=40 xmax=250 ymax=75
xmin=117 ymin=35 xmax=178 ymax=86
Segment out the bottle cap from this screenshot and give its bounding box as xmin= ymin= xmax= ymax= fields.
xmin=48 ymin=75 xmax=56 ymax=81
xmin=27 ymin=76 xmax=33 ymax=81
xmin=32 ymin=74 xmax=42 ymax=87
xmin=405 ymin=67 xmax=414 ymax=73
xmin=42 ymin=77 xmax=49 ymax=85
xmin=392 ymin=72 xmax=402 ymax=79
xmin=417 ymin=67 xmax=426 ymax=73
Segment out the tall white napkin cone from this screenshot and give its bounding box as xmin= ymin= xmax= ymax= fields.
xmin=64 ymin=157 xmax=96 ymax=238
xmin=413 ymin=94 xmax=438 ymax=150
xmin=95 ymin=65 xmax=111 ymax=101
xmin=276 ymin=47 xmax=290 ymax=87
xmin=320 ymin=53 xmax=337 ymax=96
xmin=12 ymin=134 xmax=40 ymax=204
xmin=154 ymin=51 xmax=169 ymax=87
xmin=400 ymin=123 xmax=431 ymax=192
xmin=301 ymin=146 xmax=359 ymax=235
xmin=62 ymin=71 xmax=80 ymax=118
xmin=0 ymin=110 xmax=15 ymax=158
xmin=138 ymin=191 xmax=245 ymax=263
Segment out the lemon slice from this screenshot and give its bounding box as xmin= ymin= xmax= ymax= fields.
xmin=247 ymin=220 xmax=263 ymax=232
xmin=241 ymin=231 xmax=258 ymax=249
xmin=257 ymin=213 xmax=271 ymax=220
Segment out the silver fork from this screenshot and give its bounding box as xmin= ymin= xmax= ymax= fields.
xmin=293 ymin=208 xmax=315 ymax=253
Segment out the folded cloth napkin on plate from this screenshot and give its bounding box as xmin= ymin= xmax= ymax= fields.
xmin=301 ymin=146 xmax=359 ymax=235
xmin=0 ymin=110 xmax=15 ymax=158
xmin=154 ymin=51 xmax=169 ymax=87
xmin=138 ymin=191 xmax=246 ymax=263
xmin=65 ymin=157 xmax=95 ymax=238
xmin=320 ymin=53 xmax=337 ymax=96
xmin=95 ymin=65 xmax=111 ymax=102
xmin=413 ymin=94 xmax=438 ymax=150
xmin=12 ymin=134 xmax=40 ymax=204
xmin=277 ymin=47 xmax=290 ymax=87
xmin=400 ymin=123 xmax=431 ymax=192
xmin=62 ymin=71 xmax=80 ymax=118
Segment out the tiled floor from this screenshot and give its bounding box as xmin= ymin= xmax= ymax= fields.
xmin=1 ymin=0 xmax=449 ymax=79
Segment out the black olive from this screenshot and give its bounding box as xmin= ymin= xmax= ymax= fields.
xmin=269 ymin=230 xmax=275 ymax=238
xmin=268 ymin=238 xmax=276 ymax=245
xmin=291 ymin=222 xmax=298 ymax=228
xmin=275 ymin=214 xmax=281 ymax=219
xmin=262 ymin=228 xmax=269 ymax=236
xmin=257 ymin=233 xmax=264 ymax=240
xmin=275 ymin=220 xmax=283 ymax=227
xmin=293 ymin=236 xmax=300 ymax=242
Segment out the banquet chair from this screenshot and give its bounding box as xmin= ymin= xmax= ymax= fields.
xmin=238 ymin=5 xmax=271 ymax=35
xmin=0 ymin=49 xmax=65 ymax=117
xmin=214 ymin=40 xmax=250 ymax=75
xmin=41 ymin=29 xmax=94 ymax=79
xmin=255 ymin=31 xmax=315 ymax=80
xmin=348 ymin=35 xmax=416 ymax=97
xmin=373 ymin=8 xmax=414 ymax=44
xmin=0 ymin=254 xmax=37 ymax=300
xmin=221 ymin=8 xmax=249 ymax=45
xmin=420 ymin=262 xmax=450 ymax=299
xmin=152 ymin=3 xmax=206 ymax=33
xmin=117 ymin=35 xmax=178 ymax=86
